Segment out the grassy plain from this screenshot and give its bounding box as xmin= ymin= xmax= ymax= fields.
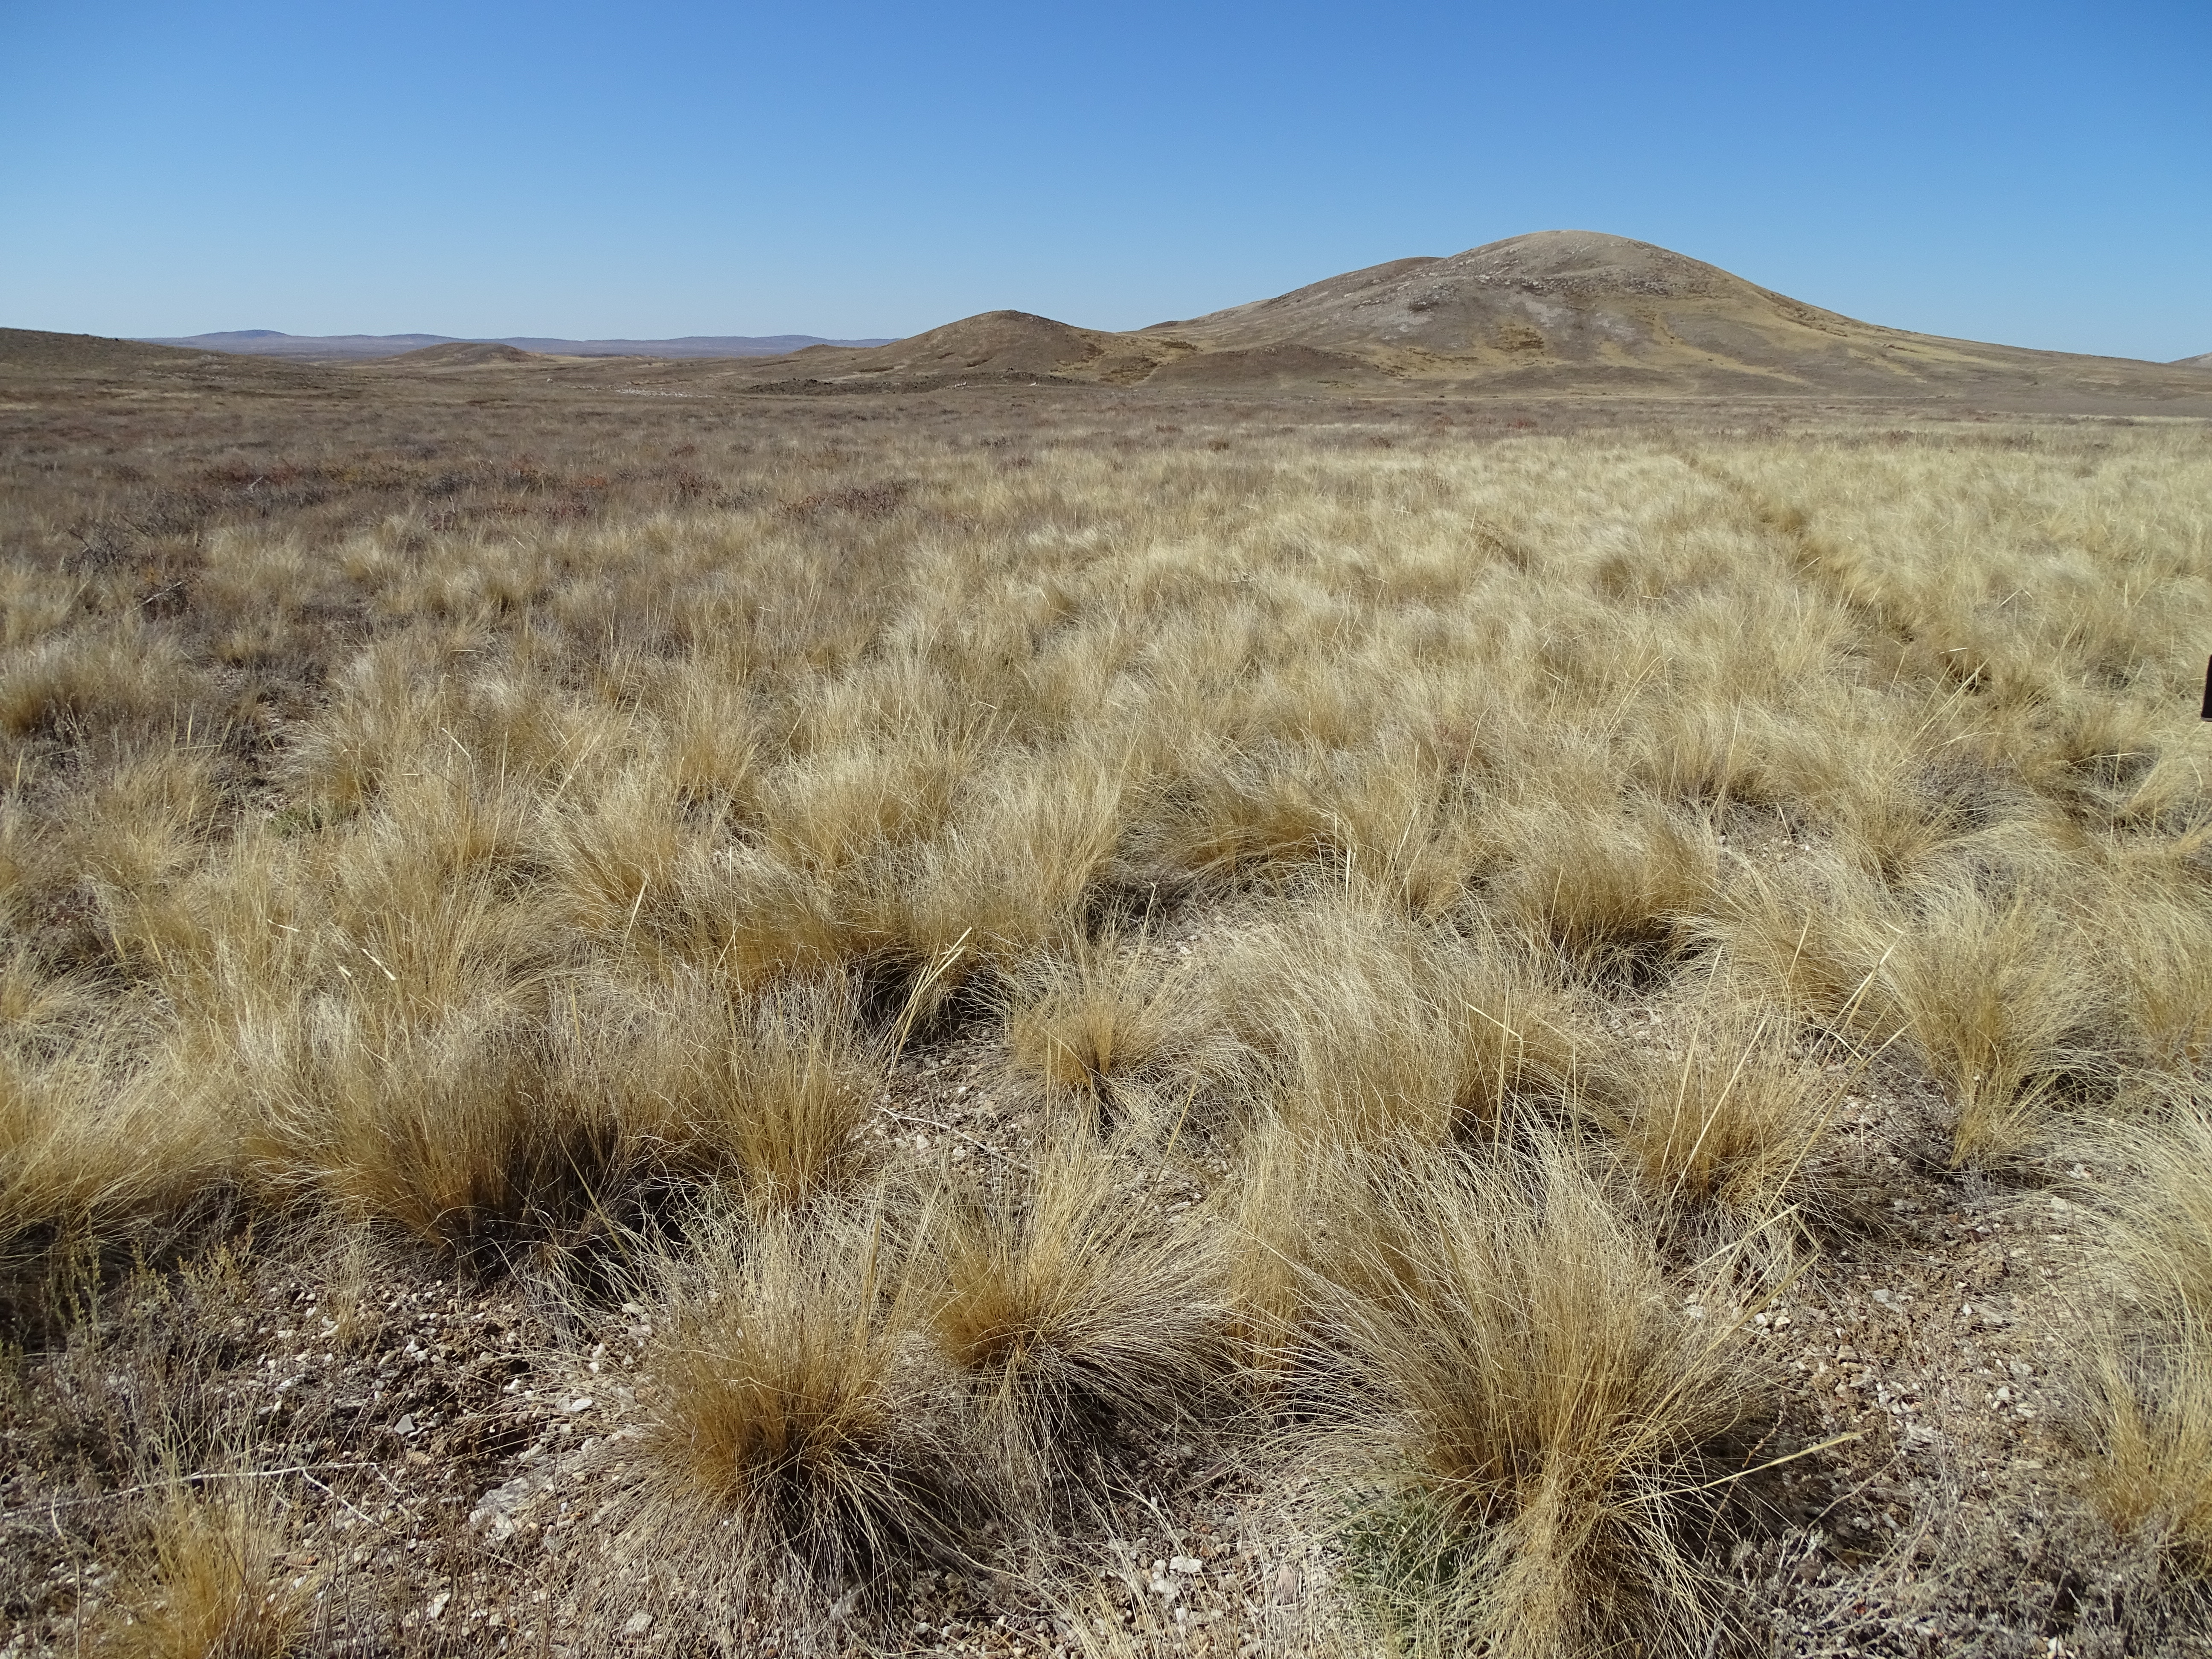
xmin=3 ymin=345 xmax=2211 ymax=1656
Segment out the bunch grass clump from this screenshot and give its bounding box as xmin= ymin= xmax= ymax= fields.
xmin=1880 ymin=877 xmax=2110 ymax=1166
xmin=639 ymin=1196 xmax=971 ymax=1591
xmin=1002 ymin=931 xmax=1214 ymax=1110
xmin=2101 ymin=869 xmax=2212 ymax=1074
xmin=589 ymin=969 xmax=882 ymax=1204
xmin=925 ymin=1132 xmax=1228 ymax=1506
xmin=1316 ymin=1138 xmax=1776 ymax=1659
xmin=1495 ymin=803 xmax=1717 ymax=981
xmin=2075 ymin=1101 xmax=2212 ymax=1571
xmin=2 ymin=1016 xmax=236 ymax=1266
xmin=1600 ymin=991 xmax=1849 ymax=1225
xmin=1211 ymin=894 xmax=1591 ymax=1151
xmin=95 ymin=1486 xmax=317 ymax=1659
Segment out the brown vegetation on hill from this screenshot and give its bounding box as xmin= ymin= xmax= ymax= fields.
xmin=1 ymin=336 xmax=2209 ymax=1657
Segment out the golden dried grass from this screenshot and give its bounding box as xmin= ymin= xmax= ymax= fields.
xmin=1211 ymin=894 xmax=1589 ymax=1151
xmin=1315 ymin=1138 xmax=1774 ymax=1658
xmin=638 ymin=1197 xmax=971 ymax=1587
xmin=5 ymin=398 xmax=2212 ymax=1645
xmin=1600 ymin=995 xmax=1846 ymax=1222
xmin=2075 ymin=1102 xmax=2212 ymax=1571
xmin=1002 ymin=932 xmax=1200 ymax=1105
xmin=93 ymin=1487 xmax=317 ymax=1659
xmin=924 ymin=1133 xmax=1227 ymax=1501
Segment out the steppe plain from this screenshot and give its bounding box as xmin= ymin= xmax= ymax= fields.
xmin=4 ymin=234 xmax=2212 ymax=1659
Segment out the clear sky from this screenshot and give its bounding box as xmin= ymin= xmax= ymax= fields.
xmin=3 ymin=0 xmax=2206 ymax=359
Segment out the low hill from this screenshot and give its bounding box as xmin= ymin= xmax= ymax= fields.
xmin=138 ymin=330 xmax=893 ymax=361
xmin=143 ymin=331 xmax=456 ymax=360
xmin=495 ymin=334 xmax=894 ymax=358
xmin=380 ymin=341 xmax=541 ymax=367
xmin=2175 ymin=351 xmax=2212 ymax=368
xmin=736 ymin=311 xmax=1149 ymax=387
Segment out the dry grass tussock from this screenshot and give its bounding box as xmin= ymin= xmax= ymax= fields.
xmin=1598 ymin=985 xmax=1853 ymax=1226
xmin=4 ymin=383 xmax=2211 ymax=1653
xmin=635 ymin=1196 xmax=971 ymax=1590
xmin=1311 ymin=1139 xmax=1779 ymax=1659
xmin=1001 ymin=930 xmax=1225 ymax=1114
xmin=93 ymin=1485 xmax=318 ymax=1659
xmin=2072 ymin=1097 xmax=2212 ymax=1571
xmin=923 ymin=1130 xmax=1229 ymax=1502
xmin=1207 ymin=893 xmax=1589 ymax=1153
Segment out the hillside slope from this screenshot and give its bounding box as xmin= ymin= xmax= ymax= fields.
xmin=731 ymin=310 xmax=1177 ymax=387
xmin=0 ymin=327 xmax=327 ymax=391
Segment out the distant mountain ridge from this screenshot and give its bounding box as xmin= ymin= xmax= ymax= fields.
xmin=136 ymin=330 xmax=893 ymax=361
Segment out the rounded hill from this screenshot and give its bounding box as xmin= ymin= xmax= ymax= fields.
xmin=1154 ymin=230 xmax=1860 ymax=381
xmin=812 ymin=311 xmax=1116 ymax=381
xmin=382 ymin=342 xmax=541 ymax=367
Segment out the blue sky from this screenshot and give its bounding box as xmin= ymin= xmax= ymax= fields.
xmin=3 ymin=1 xmax=2206 ymax=358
